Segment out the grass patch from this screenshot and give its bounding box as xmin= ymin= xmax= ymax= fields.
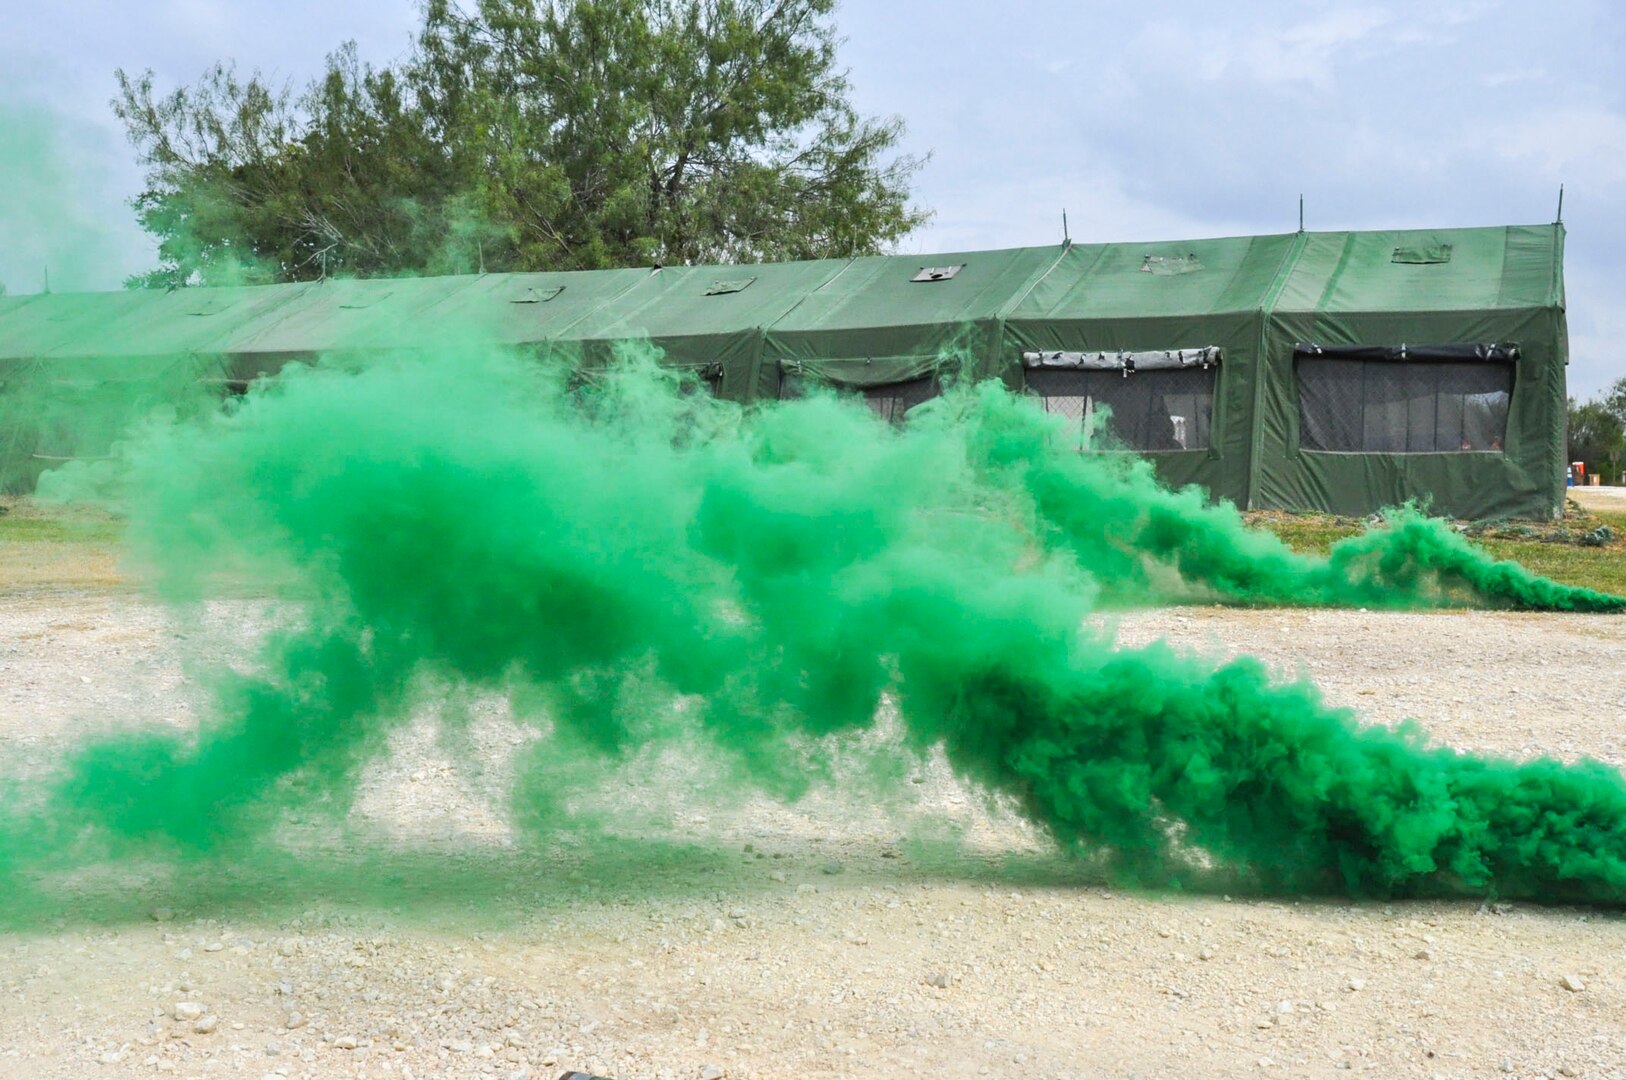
xmin=1244 ymin=511 xmax=1364 ymax=555
xmin=5 ymin=494 xmax=1623 ymax=602
xmin=1246 ymin=503 xmax=1626 ymax=598
xmin=0 ymin=497 xmax=126 ymax=591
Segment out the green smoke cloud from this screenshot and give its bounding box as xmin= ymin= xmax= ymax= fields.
xmin=5 ymin=348 xmax=1626 ymax=916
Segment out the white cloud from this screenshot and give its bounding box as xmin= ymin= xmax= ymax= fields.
xmin=1136 ymin=6 xmax=1397 ymax=91
xmin=1482 ymin=109 xmax=1626 ymax=187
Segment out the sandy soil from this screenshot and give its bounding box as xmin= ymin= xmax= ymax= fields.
xmin=2 ymin=586 xmax=1626 ymax=1080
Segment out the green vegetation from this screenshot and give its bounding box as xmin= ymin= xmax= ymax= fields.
xmin=0 ymin=513 xmax=121 ymax=545
xmin=0 ymin=499 xmax=123 ymax=590
xmin=114 ymin=0 xmax=928 ymax=286
xmin=1249 ymin=502 xmax=1626 ymax=597
xmin=1567 ymin=375 xmax=1626 ymax=484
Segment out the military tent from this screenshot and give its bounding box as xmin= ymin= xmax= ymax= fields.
xmin=0 ymin=222 xmax=1567 ymax=518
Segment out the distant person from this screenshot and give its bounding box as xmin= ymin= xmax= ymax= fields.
xmin=1490 ymin=436 xmax=1503 ymax=451
xmin=1460 ymin=436 xmax=1473 ymax=451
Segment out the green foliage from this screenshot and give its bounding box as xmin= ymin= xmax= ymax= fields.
xmin=1567 ymin=395 xmax=1626 ymax=483
xmin=1604 ymin=375 xmax=1626 ymax=429
xmin=114 ymin=0 xmax=929 ymax=286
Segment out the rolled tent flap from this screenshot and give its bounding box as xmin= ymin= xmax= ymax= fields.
xmin=778 ymin=354 xmax=950 ymax=391
xmin=1021 ymin=347 xmax=1222 ymax=372
xmin=1292 ymin=343 xmax=1520 ymax=363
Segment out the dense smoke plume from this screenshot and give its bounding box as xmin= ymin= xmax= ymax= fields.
xmin=3 ymin=351 xmax=1624 ymax=917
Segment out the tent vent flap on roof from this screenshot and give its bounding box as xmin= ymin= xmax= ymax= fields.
xmin=508 ymin=285 xmax=564 ymax=304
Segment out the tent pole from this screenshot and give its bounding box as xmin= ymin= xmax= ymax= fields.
xmin=1555 ymin=184 xmax=1564 ymax=224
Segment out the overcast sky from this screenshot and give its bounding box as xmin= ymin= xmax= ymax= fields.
xmin=2 ymin=0 xmax=1621 ymax=396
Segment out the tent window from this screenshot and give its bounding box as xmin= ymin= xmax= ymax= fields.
xmin=1297 ymin=358 xmax=1512 ymax=453
xmin=1025 ymin=368 xmax=1215 ymax=451
xmin=692 ymin=363 xmax=724 ymax=396
xmin=779 ymin=372 xmax=938 ymax=424
xmin=860 ymin=376 xmax=937 ymax=422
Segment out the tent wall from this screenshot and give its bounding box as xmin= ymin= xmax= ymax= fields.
xmin=1254 ymin=225 xmax=1566 ymax=520
xmin=1000 ymin=234 xmax=1306 ymax=507
xmin=1255 ymin=306 xmax=1564 ymax=519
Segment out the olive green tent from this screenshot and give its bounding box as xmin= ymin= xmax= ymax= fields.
xmin=0 ymin=222 xmax=1567 ymax=518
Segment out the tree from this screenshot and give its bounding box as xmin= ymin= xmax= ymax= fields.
xmin=1603 ymin=375 xmax=1626 ymax=430
xmin=1568 ymin=397 xmax=1626 ymax=485
xmin=114 ymin=0 xmax=929 ymax=286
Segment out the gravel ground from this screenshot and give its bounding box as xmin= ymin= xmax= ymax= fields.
xmin=1572 ymin=487 xmax=1626 ymax=511
xmin=2 ymin=586 xmax=1626 ymax=1080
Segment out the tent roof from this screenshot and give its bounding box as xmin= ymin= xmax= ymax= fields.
xmin=1271 ymin=224 xmax=1564 ymax=314
xmin=1007 ymin=233 xmax=1302 ymax=321
xmin=0 ymin=223 xmax=1563 ymax=365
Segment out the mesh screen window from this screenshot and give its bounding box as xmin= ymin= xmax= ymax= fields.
xmin=1025 ymin=368 xmax=1215 ymax=451
xmin=860 ymin=376 xmax=937 ymax=422
xmin=1297 ymin=359 xmax=1512 ymax=453
xmin=780 ymin=374 xmax=938 ymax=424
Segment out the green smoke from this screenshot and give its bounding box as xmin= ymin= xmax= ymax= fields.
xmin=974 ymin=389 xmax=1625 ymax=613
xmin=5 ymin=350 xmax=1626 ymax=911
xmin=0 ymin=354 xmax=223 ymax=494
